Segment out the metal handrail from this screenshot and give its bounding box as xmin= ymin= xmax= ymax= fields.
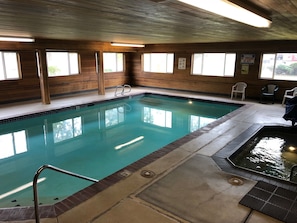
xmin=123 ymin=84 xmax=131 ymax=94
xmin=33 ymin=164 xmax=98 ymax=223
xmin=115 ymin=85 xmax=123 ymax=96
xmin=290 ymin=164 xmax=297 ymax=182
xmin=115 ymin=84 xmax=131 ymax=96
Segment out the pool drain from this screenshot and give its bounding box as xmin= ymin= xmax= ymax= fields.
xmin=228 ymin=177 xmax=244 ymax=186
xmin=140 ymin=170 xmax=155 ymax=178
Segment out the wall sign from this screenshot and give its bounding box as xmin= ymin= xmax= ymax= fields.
xmin=178 ymin=58 xmax=186 ymax=70
xmin=241 ymin=64 xmax=249 ymax=74
xmin=241 ymin=54 xmax=255 ymax=64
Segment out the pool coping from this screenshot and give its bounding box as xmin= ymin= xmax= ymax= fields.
xmin=0 ymin=93 xmax=244 ymax=221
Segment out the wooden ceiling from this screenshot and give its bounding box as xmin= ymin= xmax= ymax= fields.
xmin=0 ymin=0 xmax=296 ymax=44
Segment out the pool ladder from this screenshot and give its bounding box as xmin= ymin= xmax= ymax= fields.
xmin=290 ymin=164 xmax=297 ymax=182
xmin=115 ymin=84 xmax=131 ymax=96
xmin=33 ymin=164 xmax=98 ymax=223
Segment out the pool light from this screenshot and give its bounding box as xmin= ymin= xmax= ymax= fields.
xmin=177 ymin=0 xmax=271 ymax=28
xmin=288 ymin=146 xmax=297 ymax=152
xmin=115 ymin=136 xmax=144 ymax=150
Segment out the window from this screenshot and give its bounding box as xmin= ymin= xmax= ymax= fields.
xmin=46 ymin=52 xmax=79 ymax=77
xmin=192 ymin=53 xmax=236 ymax=77
xmin=143 ymin=53 xmax=174 ymax=73
xmin=103 ymin=53 xmax=124 ymax=73
xmin=0 ymin=52 xmax=20 ymax=80
xmin=53 ymin=117 xmax=82 ymax=143
xmin=260 ymin=53 xmax=297 ymax=81
xmin=0 ymin=130 xmax=27 ymax=159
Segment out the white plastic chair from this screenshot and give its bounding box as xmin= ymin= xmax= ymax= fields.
xmin=282 ymin=87 xmax=297 ymax=106
xmin=231 ymin=82 xmax=247 ymax=100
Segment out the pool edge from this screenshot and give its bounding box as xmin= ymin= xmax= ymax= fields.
xmin=0 ymin=94 xmax=245 ymax=222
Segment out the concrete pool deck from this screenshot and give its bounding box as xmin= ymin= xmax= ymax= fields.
xmin=0 ymin=87 xmax=293 ymax=223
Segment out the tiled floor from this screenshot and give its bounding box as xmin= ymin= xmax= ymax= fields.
xmin=0 ymin=87 xmax=295 ymax=223
xmin=240 ymin=181 xmax=297 ymax=223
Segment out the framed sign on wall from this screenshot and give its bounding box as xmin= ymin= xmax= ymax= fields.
xmin=178 ymin=58 xmax=186 ymax=70
xmin=241 ymin=64 xmax=249 ymax=74
xmin=241 ymin=54 xmax=255 ymax=64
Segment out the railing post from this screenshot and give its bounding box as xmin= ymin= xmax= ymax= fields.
xmin=33 ymin=165 xmax=45 ymax=223
xmin=123 ymin=84 xmax=131 ymax=95
xmin=33 ymin=164 xmax=98 ymax=223
xmin=115 ymin=84 xmax=131 ymax=97
xmin=115 ymin=85 xmax=123 ymax=96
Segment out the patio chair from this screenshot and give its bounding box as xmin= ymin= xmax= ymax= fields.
xmin=282 ymin=87 xmax=297 ymax=106
xmin=260 ymin=84 xmax=279 ymax=104
xmin=231 ymin=82 xmax=247 ymax=100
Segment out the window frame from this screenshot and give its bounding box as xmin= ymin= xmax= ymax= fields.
xmin=142 ymin=53 xmax=174 ymax=74
xmin=0 ymin=51 xmax=21 ymax=81
xmin=103 ymin=52 xmax=124 ymax=73
xmin=191 ymin=53 xmax=236 ymax=77
xmin=46 ymin=51 xmax=81 ymax=77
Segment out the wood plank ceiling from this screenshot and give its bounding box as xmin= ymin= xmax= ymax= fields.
xmin=0 ymin=0 xmax=296 ymax=44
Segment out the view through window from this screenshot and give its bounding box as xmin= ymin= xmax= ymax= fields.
xmin=260 ymin=53 xmax=297 ymax=81
xmin=192 ymin=53 xmax=236 ymax=77
xmin=0 ymin=52 xmax=20 ymax=80
xmin=103 ymin=53 xmax=124 ymax=73
xmin=143 ymin=53 xmax=174 ymax=73
xmin=46 ymin=52 xmax=79 ymax=77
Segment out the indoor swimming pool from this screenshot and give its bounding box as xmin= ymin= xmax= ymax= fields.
xmin=0 ymin=93 xmax=240 ymax=208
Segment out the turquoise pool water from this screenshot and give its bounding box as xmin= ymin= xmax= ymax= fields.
xmin=0 ymin=93 xmax=240 ymax=208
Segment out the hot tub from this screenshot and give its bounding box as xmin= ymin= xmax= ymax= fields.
xmin=228 ymin=125 xmax=297 ymax=183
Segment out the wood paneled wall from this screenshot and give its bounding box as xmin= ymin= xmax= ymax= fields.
xmin=2 ymin=39 xmax=297 ymax=105
xmin=0 ymin=39 xmax=134 ymax=104
xmin=132 ymin=41 xmax=297 ymax=102
xmin=2 ymin=51 xmax=41 ymax=102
